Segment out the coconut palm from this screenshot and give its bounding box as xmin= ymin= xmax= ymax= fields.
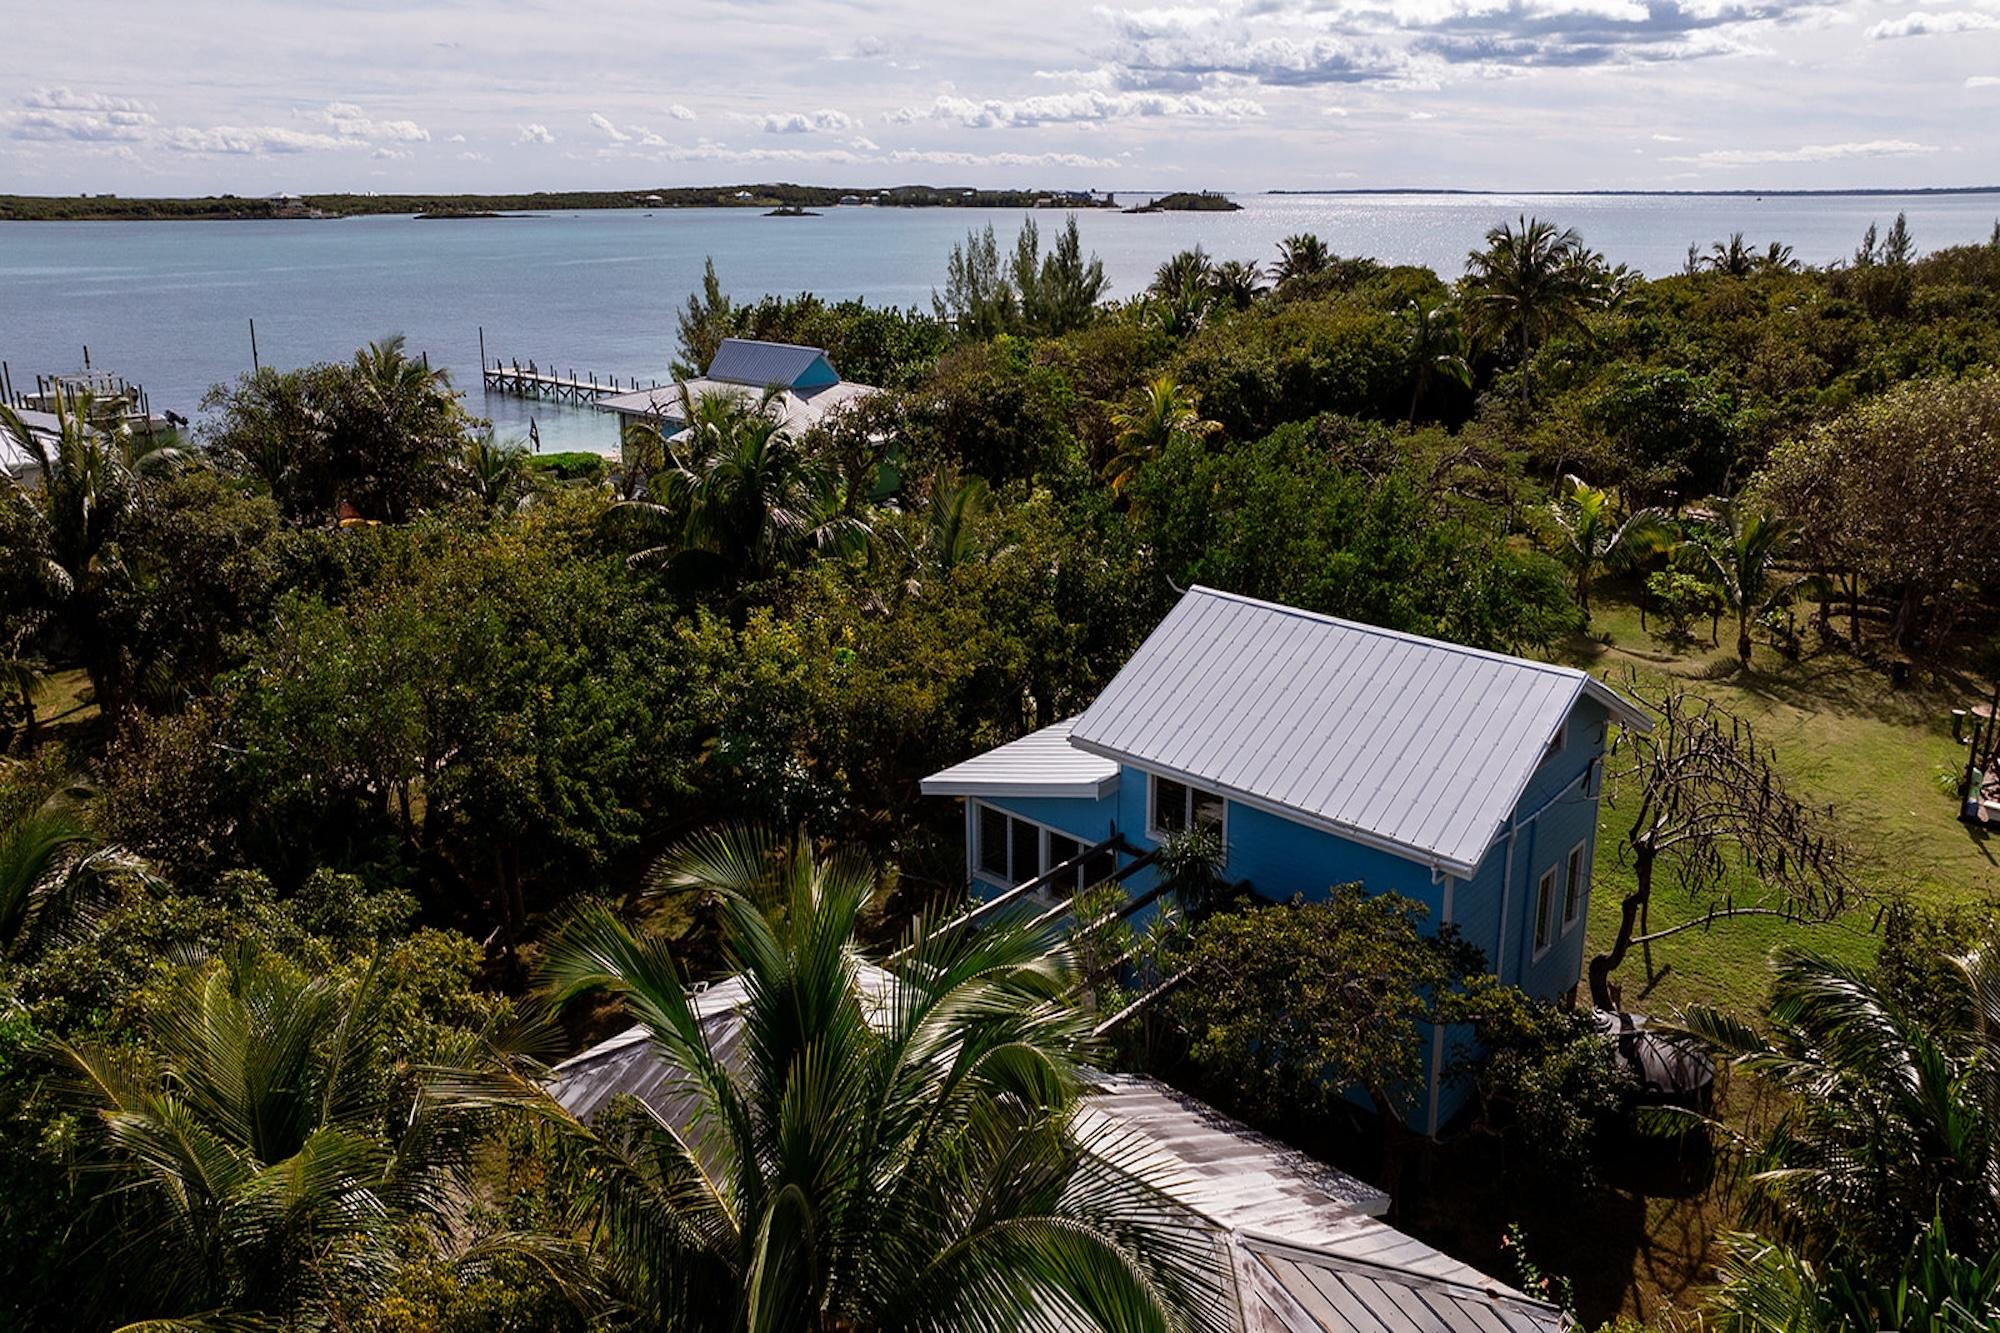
xmin=1147 ymin=248 xmax=1218 ymax=335
xmin=1707 ymin=233 xmax=1759 ymax=278
xmin=1210 ymin=258 xmax=1267 ymax=311
xmin=329 ymin=334 xmax=470 ymax=522
xmin=0 ymin=784 xmax=146 ymax=955
xmin=1705 ymin=1219 xmax=2000 ymax=1333
xmin=1104 ymin=375 xmax=1218 ymax=495
xmin=919 ymin=467 xmax=994 ymax=575
xmin=1273 ymin=232 xmax=1332 ymax=285
xmin=1463 ymin=215 xmax=1600 ymax=406
xmin=1399 ymin=297 xmax=1472 ymax=425
xmin=1680 ymin=496 xmax=1798 ymax=665
xmin=1535 ymin=474 xmax=1671 ymax=620
xmin=473 ymin=826 xmax=1231 ymax=1332
xmin=1680 ymin=943 xmax=2000 ymax=1272
xmin=460 ymin=430 xmax=531 ymax=509
xmin=1758 ymin=241 xmax=1799 ymax=274
xmin=58 ymin=946 xmax=492 ymax=1327
xmin=0 ymin=391 xmax=175 ymax=718
xmin=609 ymin=385 xmax=869 ymax=587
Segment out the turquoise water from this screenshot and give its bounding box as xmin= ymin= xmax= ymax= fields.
xmin=4 ymin=191 xmax=1997 ymax=452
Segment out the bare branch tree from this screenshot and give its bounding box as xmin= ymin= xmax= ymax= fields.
xmin=1588 ymin=677 xmax=1857 ymax=1009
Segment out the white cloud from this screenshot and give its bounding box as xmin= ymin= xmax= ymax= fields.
xmin=1867 ymin=10 xmax=2000 ymax=37
xmin=1673 ymin=138 xmax=1940 ymax=165
xmin=23 ymin=87 xmax=151 ymax=115
xmin=8 ymin=86 xmax=155 ymax=142
xmin=446 ymin=133 xmax=467 ymax=143
xmin=456 ymin=149 xmax=487 ymax=161
xmin=894 ymin=89 xmax=1264 ymax=127
xmin=162 ymin=125 xmax=354 ymax=155
xmin=888 ymin=147 xmax=1124 ymax=168
xmin=318 ymin=101 xmax=430 ymax=142
xmin=1968 ymin=74 xmax=2000 ymax=87
xmin=516 ymin=122 xmax=555 ymax=145
xmin=1652 ymin=132 xmax=1685 ymax=141
xmin=759 ymin=108 xmax=856 ymax=133
xmin=588 ymin=112 xmax=630 ymax=141
xmin=664 ymin=103 xmax=697 ymax=121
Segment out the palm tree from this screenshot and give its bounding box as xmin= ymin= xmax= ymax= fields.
xmin=59 ymin=946 xmax=492 ymax=1326
xmin=1706 ymin=232 xmax=1758 ymax=278
xmin=1705 ymin=1219 xmax=2000 ymax=1333
xmin=1758 ymin=241 xmax=1799 ymax=274
xmin=918 ymin=467 xmax=993 ymax=575
xmin=609 ymin=386 xmax=869 ymax=587
xmin=1680 ymin=943 xmax=2000 ymax=1272
xmin=0 ymin=391 xmax=167 ymax=718
xmin=0 ymin=783 xmax=146 ymax=955
xmin=1399 ymin=297 xmax=1472 ymax=425
xmin=1681 ymin=496 xmax=1797 ymax=665
xmin=1536 ymin=474 xmax=1671 ymax=619
xmin=475 ymin=827 xmax=1231 ymax=1332
xmin=460 ymin=430 xmax=531 ymax=509
xmin=332 ymin=334 xmax=468 ymax=521
xmin=1149 ymin=248 xmax=1217 ymax=334
xmin=1104 ymin=375 xmax=1217 ymax=494
xmin=1273 ymin=232 xmax=1332 ymax=285
xmin=1463 ymin=215 xmax=1600 ymax=406
xmin=1210 ymin=258 xmax=1267 ymax=311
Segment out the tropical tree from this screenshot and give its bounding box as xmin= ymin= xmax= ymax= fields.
xmin=1534 ymin=474 xmax=1671 ymax=619
xmin=1012 ymin=214 xmax=1110 ymax=336
xmin=1272 ymin=232 xmax=1332 ymax=286
xmin=1707 ymin=232 xmax=1759 ymax=278
xmin=1758 ymin=241 xmax=1799 ymax=274
xmin=325 ymin=334 xmax=471 ymax=522
xmin=1148 ymin=247 xmax=1217 ymax=334
xmin=460 ymin=431 xmax=531 ymax=509
xmin=608 ymin=385 xmax=869 ymax=587
xmin=57 ymin=945 xmax=494 ymax=1327
xmin=1705 ymin=1219 xmax=2000 ymax=1333
xmin=1680 ymin=941 xmax=2000 ymax=1270
xmin=0 ymin=392 xmax=176 ymax=717
xmin=1462 ymin=215 xmax=1600 ymax=405
xmin=1209 ymin=259 xmax=1267 ymax=311
xmin=1104 ymin=375 xmax=1218 ymax=494
xmin=1680 ymin=496 xmax=1798 ymax=665
xmin=0 ymin=782 xmax=147 ymax=955
xmin=914 ymin=466 xmax=994 ymax=576
xmin=469 ymin=826 xmax=1232 ymax=1332
xmin=1399 ymin=296 xmax=1472 ymax=425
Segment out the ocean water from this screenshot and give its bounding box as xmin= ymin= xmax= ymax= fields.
xmin=4 ymin=191 xmax=1996 ymax=453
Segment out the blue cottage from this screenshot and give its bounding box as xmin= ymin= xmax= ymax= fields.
xmin=921 ymin=585 xmax=1650 ymax=1134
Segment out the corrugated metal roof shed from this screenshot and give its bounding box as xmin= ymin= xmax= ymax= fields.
xmin=921 ymin=718 xmax=1120 ymax=799
xmin=1238 ymin=1234 xmax=1565 ymax=1333
xmin=705 ymin=338 xmax=834 ymax=388
xmin=1068 ymin=587 xmax=1649 ymax=878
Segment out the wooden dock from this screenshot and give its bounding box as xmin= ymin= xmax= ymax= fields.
xmin=481 ymin=358 xmax=661 ymax=404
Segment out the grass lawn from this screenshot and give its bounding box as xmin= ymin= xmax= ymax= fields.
xmin=1481 ymin=585 xmax=2000 ymax=1326
xmin=1563 ymin=587 xmax=1997 ymax=1019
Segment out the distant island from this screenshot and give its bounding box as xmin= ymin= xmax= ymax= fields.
xmin=1125 ymin=191 xmax=1241 ymax=214
xmin=0 ymin=183 xmax=1118 ymax=223
xmin=413 ymin=209 xmax=508 ymax=220
xmin=764 ymin=204 xmax=820 ymax=217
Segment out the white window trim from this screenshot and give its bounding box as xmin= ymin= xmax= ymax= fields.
xmin=1145 ymin=771 xmax=1229 ymax=847
xmin=1561 ymin=839 xmax=1588 ymax=933
xmin=970 ymin=801 xmax=1102 ymax=894
xmin=1531 ymin=866 xmax=1558 ymax=961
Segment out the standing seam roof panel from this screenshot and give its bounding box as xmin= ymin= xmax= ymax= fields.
xmin=1069 ymin=587 xmax=1619 ymax=873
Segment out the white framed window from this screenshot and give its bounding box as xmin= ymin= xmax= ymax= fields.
xmin=973 ymin=802 xmax=1112 ymax=891
xmin=1148 ymin=774 xmax=1226 ymax=842
xmin=1532 ymin=866 xmax=1557 ymax=958
xmin=1562 ymin=841 xmax=1587 ymax=930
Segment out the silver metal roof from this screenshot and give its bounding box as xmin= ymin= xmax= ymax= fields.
xmin=1238 ymin=1234 xmax=1565 ymax=1333
xmin=920 ymin=718 xmax=1120 ymax=799
xmin=597 ymin=379 xmax=878 ymax=435
xmin=705 ymin=338 xmax=834 ymax=388
xmin=1068 ymin=587 xmax=1649 ymax=879
xmin=548 ymin=963 xmax=1554 ymax=1333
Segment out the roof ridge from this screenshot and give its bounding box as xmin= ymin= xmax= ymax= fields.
xmin=1236 ymin=1230 xmax=1559 ymax=1313
xmin=1185 ymin=584 xmax=1587 ymax=683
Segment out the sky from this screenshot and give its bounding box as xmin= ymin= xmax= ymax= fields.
xmin=3 ymin=0 xmax=1996 ymax=195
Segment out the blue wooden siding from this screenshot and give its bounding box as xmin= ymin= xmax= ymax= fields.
xmin=953 ymin=693 xmax=1613 ymax=1133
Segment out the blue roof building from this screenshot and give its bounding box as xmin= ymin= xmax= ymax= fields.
xmin=923 ymin=585 xmax=1649 ymax=1134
